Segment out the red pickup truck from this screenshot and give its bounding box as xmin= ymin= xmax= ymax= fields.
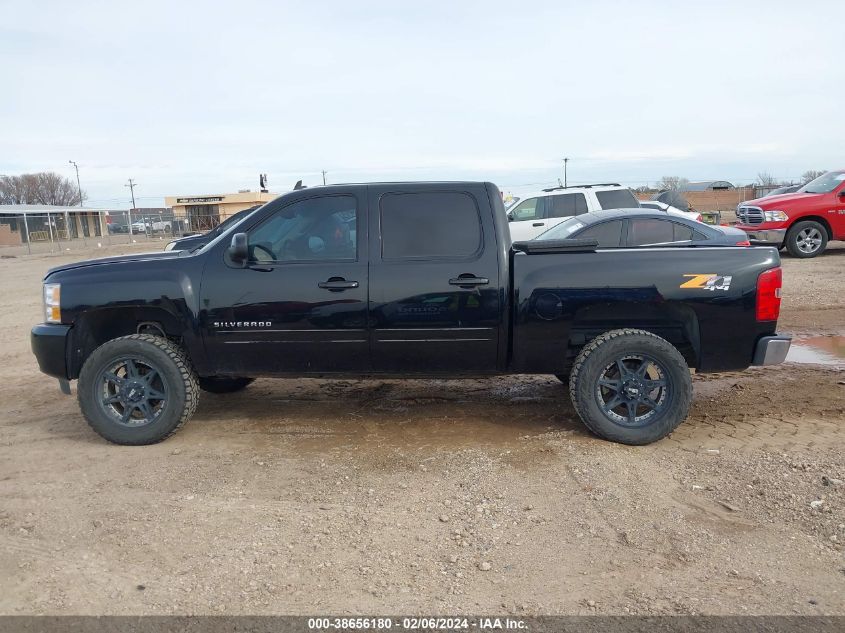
xmin=736 ymin=169 xmax=845 ymax=257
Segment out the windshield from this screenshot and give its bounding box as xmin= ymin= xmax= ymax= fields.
xmin=798 ymin=170 xmax=845 ymax=194
xmin=535 ymin=217 xmax=586 ymax=240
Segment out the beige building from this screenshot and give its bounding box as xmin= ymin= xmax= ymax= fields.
xmin=164 ymin=191 xmax=278 ymax=232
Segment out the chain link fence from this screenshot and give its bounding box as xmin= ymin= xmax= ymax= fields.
xmin=0 ymin=210 xmax=198 ymax=256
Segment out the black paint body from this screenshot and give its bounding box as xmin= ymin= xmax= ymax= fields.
xmin=32 ymin=182 xmax=782 ymax=382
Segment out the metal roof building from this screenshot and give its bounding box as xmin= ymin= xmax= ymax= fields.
xmin=0 ymin=204 xmax=113 ymax=214
xmin=0 ymin=205 xmax=112 ymax=249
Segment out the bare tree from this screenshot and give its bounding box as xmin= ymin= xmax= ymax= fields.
xmin=657 ymin=176 xmax=689 ymax=191
xmin=0 ymin=172 xmax=86 ymax=206
xmin=756 ymin=172 xmax=777 ymax=187
xmin=801 ymin=169 xmax=825 ymax=183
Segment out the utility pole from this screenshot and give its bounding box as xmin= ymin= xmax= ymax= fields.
xmin=69 ymin=160 xmax=83 ymax=206
xmin=563 ymin=157 xmax=569 ymax=188
xmin=125 ymin=179 xmax=138 ymax=237
xmin=321 ymin=170 xmax=327 ymax=185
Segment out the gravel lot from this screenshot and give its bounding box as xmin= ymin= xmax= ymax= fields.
xmin=0 ymin=243 xmax=842 ymax=616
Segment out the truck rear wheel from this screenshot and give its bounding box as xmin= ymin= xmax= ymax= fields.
xmin=77 ymin=334 xmax=199 ymax=445
xmin=198 ymin=376 xmax=254 ymax=393
xmin=568 ymin=329 xmax=692 ymax=445
xmin=785 ymin=220 xmax=827 ymax=258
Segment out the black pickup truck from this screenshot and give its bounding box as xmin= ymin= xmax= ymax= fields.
xmin=31 ymin=182 xmax=790 ymax=446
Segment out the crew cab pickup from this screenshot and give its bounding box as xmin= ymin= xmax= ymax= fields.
xmin=736 ymin=169 xmax=845 ymax=258
xmin=31 ymin=182 xmax=790 ymax=446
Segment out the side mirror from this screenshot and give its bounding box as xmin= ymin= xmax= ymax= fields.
xmin=226 ymin=232 xmax=248 ymax=267
xmin=506 ymin=211 xmax=514 ymax=222
xmin=838 ymin=189 xmax=845 ymax=197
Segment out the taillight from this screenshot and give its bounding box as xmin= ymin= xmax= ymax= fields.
xmin=696 ymin=214 xmax=703 ymax=222
xmin=735 ymin=240 xmax=751 ymax=246
xmin=756 ymin=267 xmax=782 ymax=322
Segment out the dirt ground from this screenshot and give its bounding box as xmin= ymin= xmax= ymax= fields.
xmin=0 ymin=243 xmax=843 ymax=616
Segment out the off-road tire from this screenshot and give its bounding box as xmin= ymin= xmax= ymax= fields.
xmin=78 ymin=334 xmax=199 ymax=445
xmin=198 ymin=376 xmax=255 ymax=393
xmin=568 ymin=329 xmax=692 ymax=445
xmin=785 ymin=220 xmax=827 ymax=258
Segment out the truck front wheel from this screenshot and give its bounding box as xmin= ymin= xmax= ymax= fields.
xmin=785 ymin=220 xmax=827 ymax=258
xmin=568 ymin=329 xmax=692 ymax=445
xmin=77 ymin=334 xmax=199 ymax=445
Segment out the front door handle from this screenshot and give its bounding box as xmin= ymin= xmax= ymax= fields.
xmin=318 ymin=277 xmax=359 ymax=292
xmin=532 ymin=222 xmax=545 ymax=227
xmin=449 ymin=275 xmax=489 ymax=287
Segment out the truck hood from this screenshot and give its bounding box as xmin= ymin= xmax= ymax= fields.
xmin=45 ymin=250 xmax=183 ymax=276
xmin=744 ymin=192 xmax=817 ymax=208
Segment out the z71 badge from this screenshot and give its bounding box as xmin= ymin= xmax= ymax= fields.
xmin=680 ymin=273 xmax=732 ymax=292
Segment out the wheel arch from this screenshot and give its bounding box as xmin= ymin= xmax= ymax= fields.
xmin=68 ymin=306 xmax=189 ymax=379
xmin=788 ymin=215 xmax=833 ymax=240
xmin=568 ymin=302 xmax=700 ymax=369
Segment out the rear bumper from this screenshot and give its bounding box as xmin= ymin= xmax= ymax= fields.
xmin=752 ymin=335 xmax=791 ymax=366
xmin=737 ymin=227 xmax=787 ymax=246
xmin=31 ymin=324 xmax=71 ymax=380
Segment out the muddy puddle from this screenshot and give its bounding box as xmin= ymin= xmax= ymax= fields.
xmin=786 ymin=335 xmax=845 ymax=366
xmin=197 ymin=377 xmax=584 ymax=455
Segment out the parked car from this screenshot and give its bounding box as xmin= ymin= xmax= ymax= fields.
xmin=535 ymin=209 xmax=750 ymax=247
xmin=131 ymin=219 xmax=171 ymax=234
xmin=31 ymin=181 xmax=789 ymax=447
xmin=735 ymin=169 xmax=845 ymax=257
xmin=164 ymin=206 xmax=261 ymax=252
xmin=762 ymin=185 xmax=801 ymax=197
xmin=507 ymin=183 xmax=700 ymax=241
xmin=638 ymin=200 xmax=703 ymax=222
xmin=507 ymin=183 xmax=638 ymax=240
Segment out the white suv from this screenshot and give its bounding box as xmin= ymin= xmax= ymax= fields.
xmin=506 ymin=184 xmax=699 ymax=241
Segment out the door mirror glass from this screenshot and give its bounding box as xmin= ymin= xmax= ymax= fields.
xmin=227 ymin=232 xmax=248 ymax=266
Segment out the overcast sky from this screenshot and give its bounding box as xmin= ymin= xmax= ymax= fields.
xmin=2 ymin=0 xmax=842 ymax=208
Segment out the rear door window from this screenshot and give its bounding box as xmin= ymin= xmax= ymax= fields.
xmin=596 ymin=189 xmax=639 ymax=210
xmin=576 ymin=220 xmax=624 ymax=247
xmin=380 ymin=191 xmax=482 ymax=260
xmin=672 ymin=223 xmax=694 ymax=241
xmin=627 ymin=218 xmax=676 ymax=246
xmin=547 ymin=193 xmax=588 ymax=218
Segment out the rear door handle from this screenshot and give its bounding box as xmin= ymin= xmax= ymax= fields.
xmin=532 ymin=222 xmax=545 ymax=227
xmin=449 ymin=275 xmax=489 ymax=287
xmin=318 ymin=277 xmax=359 ymax=291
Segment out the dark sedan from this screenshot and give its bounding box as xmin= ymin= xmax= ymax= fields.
xmin=164 ymin=206 xmax=261 ymax=252
xmin=534 ymin=209 xmax=750 ymax=247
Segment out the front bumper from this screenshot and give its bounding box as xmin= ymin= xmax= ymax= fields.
xmin=31 ymin=323 xmax=71 ymax=380
xmin=752 ymin=335 xmax=791 ymax=366
xmin=736 ymin=227 xmax=787 ymax=246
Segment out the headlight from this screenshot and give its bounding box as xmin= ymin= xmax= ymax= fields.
xmin=44 ymin=283 xmax=61 ymax=323
xmin=763 ymin=210 xmax=788 ymax=222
